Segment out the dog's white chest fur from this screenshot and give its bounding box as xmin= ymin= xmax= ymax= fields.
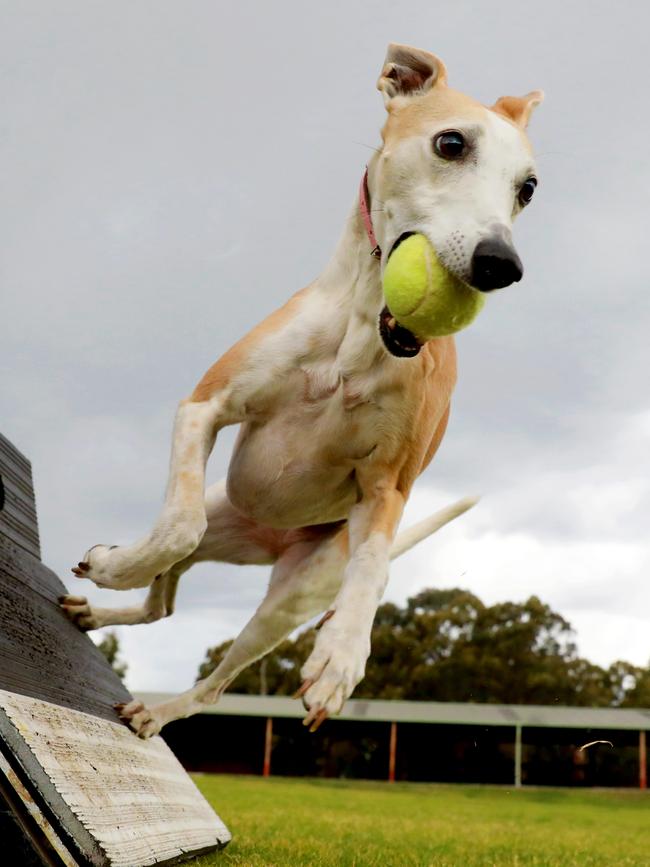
xmin=226 ymin=358 xmax=407 ymax=529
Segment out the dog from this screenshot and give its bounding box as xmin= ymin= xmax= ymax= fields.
xmin=60 ymin=43 xmax=542 ymax=737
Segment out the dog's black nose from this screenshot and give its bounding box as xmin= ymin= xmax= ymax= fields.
xmin=471 ymin=237 xmax=523 ymax=292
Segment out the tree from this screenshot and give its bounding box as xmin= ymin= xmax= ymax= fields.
xmin=196 ymin=587 xmax=650 ymax=708
xmin=96 ymin=631 xmax=128 ymax=680
xmin=358 ymin=590 xmax=614 ymax=705
xmin=197 ymin=630 xmax=315 ymax=696
xmin=610 ymin=660 xmax=650 ymax=708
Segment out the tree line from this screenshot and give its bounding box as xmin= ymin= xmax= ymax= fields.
xmin=197 ymin=588 xmax=650 ymax=707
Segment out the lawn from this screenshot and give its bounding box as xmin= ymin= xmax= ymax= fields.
xmin=192 ymin=775 xmax=650 ymax=866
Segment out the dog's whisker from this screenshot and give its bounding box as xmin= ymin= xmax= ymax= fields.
xmin=350 ymin=140 xmax=382 ymax=154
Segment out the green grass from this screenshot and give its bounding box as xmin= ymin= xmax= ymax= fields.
xmin=192 ymin=774 xmax=650 ymax=866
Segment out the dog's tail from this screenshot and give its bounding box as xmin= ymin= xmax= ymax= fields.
xmin=389 ymin=496 xmax=479 ymax=561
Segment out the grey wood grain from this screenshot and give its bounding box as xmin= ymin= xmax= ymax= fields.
xmin=0 ymin=535 xmax=131 ymax=720
xmin=0 ymin=433 xmax=40 ymax=560
xmin=0 ymin=433 xmax=229 ymax=864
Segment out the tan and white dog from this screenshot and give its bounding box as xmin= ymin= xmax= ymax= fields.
xmin=61 ymin=44 xmax=542 ymax=737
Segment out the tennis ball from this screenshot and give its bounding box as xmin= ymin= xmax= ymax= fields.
xmin=382 ymin=234 xmax=485 ymax=339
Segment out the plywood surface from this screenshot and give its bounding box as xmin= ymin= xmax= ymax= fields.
xmin=0 ymin=535 xmax=131 ymax=720
xmin=0 ymin=430 xmax=230 ymax=865
xmin=0 ymin=691 xmax=230 ymax=866
xmin=0 ymin=747 xmax=79 ymax=866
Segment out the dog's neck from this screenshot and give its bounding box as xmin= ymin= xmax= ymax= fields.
xmin=315 ymin=161 xmax=389 ymax=372
xmin=319 ymin=200 xmax=380 ymax=300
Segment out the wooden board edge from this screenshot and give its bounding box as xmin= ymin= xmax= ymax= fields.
xmin=0 ymin=693 xmax=232 ymax=865
xmin=0 ymin=745 xmax=81 ymax=867
xmin=0 ymin=703 xmax=103 ymax=865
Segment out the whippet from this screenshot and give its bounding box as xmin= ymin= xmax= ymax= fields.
xmin=60 ymin=43 xmax=542 ymax=737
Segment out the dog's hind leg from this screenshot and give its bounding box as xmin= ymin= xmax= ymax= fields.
xmin=62 ymin=493 xmax=477 ymax=633
xmin=116 ymin=496 xmax=478 ymax=737
xmin=117 ymin=527 xmax=349 ymax=738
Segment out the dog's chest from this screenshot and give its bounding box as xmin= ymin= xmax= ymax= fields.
xmin=227 ymin=365 xmax=412 ymax=527
xmin=293 ymin=361 xmax=408 ymax=450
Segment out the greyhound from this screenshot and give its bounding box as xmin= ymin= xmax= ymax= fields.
xmin=60 ymin=43 xmax=542 ymax=737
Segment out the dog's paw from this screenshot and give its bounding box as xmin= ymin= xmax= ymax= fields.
xmin=297 ymin=619 xmax=369 ymax=731
xmin=115 ymin=700 xmax=162 ymax=739
xmin=71 ymin=544 xmax=119 ymax=588
xmin=59 ymin=595 xmax=99 ymax=631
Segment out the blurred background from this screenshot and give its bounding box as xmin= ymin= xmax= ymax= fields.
xmin=1 ymin=0 xmax=648 ymax=694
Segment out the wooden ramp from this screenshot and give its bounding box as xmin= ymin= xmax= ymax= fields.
xmin=0 ymin=433 xmax=230 ymax=865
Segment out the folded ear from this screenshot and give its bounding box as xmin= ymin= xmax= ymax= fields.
xmin=377 ymin=43 xmax=448 ymax=108
xmin=491 ymin=90 xmax=544 ymax=128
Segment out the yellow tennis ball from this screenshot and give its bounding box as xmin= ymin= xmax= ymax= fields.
xmin=382 ymin=234 xmax=485 ymax=339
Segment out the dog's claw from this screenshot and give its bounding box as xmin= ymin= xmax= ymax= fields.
xmin=315 ymin=609 xmax=335 ymax=631
xmin=303 ymin=705 xmax=329 ymax=732
xmin=311 ymin=710 xmax=329 ymax=732
xmin=59 ymin=593 xmax=99 ymax=631
xmin=59 ymin=594 xmax=86 ymax=605
xmin=115 ymin=699 xmax=161 ymax=738
xmin=293 ymin=678 xmax=314 ymax=700
xmin=117 ymin=701 xmax=144 ymax=718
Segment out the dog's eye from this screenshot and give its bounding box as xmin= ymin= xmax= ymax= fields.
xmin=518 ymin=177 xmax=537 ymax=206
xmin=433 ymin=131 xmax=466 ymax=160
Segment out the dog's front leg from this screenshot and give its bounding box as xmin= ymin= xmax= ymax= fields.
xmin=299 ymin=478 xmax=404 ymax=729
xmin=60 ymin=564 xmax=184 ymax=629
xmin=71 ymin=397 xmax=222 ymax=590
xmin=72 ymin=298 xmax=311 ymax=591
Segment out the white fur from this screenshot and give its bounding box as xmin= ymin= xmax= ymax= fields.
xmin=373 ymin=112 xmax=537 ymax=283
xmin=62 ymin=51 xmax=539 ymax=738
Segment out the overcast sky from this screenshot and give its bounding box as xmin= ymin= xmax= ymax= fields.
xmin=2 ymin=1 xmax=649 ymax=695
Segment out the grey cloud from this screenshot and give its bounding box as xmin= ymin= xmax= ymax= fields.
xmin=1 ymin=1 xmax=649 ymax=691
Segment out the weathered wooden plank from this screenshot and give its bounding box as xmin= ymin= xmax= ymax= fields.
xmin=0 ymin=432 xmax=230 ymax=864
xmin=0 ymin=432 xmax=40 ymax=560
xmin=0 ymin=535 xmax=131 ymax=720
xmin=0 ymin=692 xmax=230 ymax=866
xmin=0 ymin=536 xmax=231 ymax=865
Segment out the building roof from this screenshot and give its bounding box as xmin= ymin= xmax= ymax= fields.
xmin=135 ymin=692 xmax=650 ymax=731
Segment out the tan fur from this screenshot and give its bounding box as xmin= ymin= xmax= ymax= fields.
xmin=377 ymin=43 xmax=448 ymax=102
xmin=191 ymin=287 xmax=309 ymax=402
xmin=491 ymin=90 xmax=545 ymax=129
xmin=381 ymin=86 xmax=482 ymax=140
xmin=64 ymin=43 xmax=541 ymax=738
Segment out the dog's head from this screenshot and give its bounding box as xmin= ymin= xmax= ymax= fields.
xmin=371 ymin=44 xmax=543 ymax=295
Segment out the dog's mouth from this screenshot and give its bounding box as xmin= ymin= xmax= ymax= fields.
xmin=378 ymin=306 xmax=423 ymax=358
xmin=378 ymin=232 xmax=423 ymax=358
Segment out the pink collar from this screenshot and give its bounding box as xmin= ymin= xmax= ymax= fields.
xmin=359 ymin=168 xmax=381 ymax=260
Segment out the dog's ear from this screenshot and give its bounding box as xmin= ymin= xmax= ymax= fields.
xmin=491 ymin=90 xmax=544 ymax=129
xmin=378 ymin=43 xmax=448 ymax=108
